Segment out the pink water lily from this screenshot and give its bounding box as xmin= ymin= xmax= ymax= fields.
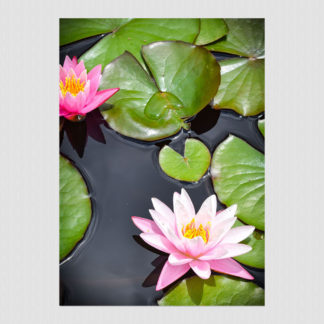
xmin=59 ymin=56 xmax=119 ymax=120
xmin=132 ymin=189 xmax=255 ymax=291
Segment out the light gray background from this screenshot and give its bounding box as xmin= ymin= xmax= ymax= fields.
xmin=0 ymin=0 xmax=323 ymax=323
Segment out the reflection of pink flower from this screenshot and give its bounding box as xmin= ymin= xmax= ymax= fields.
xmin=132 ymin=189 xmax=255 ymax=291
xmin=59 ymin=56 xmax=119 ymax=120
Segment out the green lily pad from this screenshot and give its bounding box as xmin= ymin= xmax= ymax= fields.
xmin=59 ymin=18 xmax=132 ymax=46
xmin=205 ymin=19 xmax=265 ymax=116
xmin=99 ymin=52 xmax=184 ymax=141
xmin=195 ymin=19 xmax=228 ymax=45
xmin=233 ymin=220 xmax=265 ymax=269
xmin=258 ymin=119 xmax=265 ymax=136
xmin=213 ymin=58 xmax=264 ymax=116
xmin=80 ymin=18 xmax=200 ymax=72
xmin=158 ymin=275 xmax=264 ymax=306
xmin=159 ymin=139 xmax=211 ymax=182
xmin=144 ymin=92 xmax=184 ymax=120
xmin=60 ymin=155 xmax=92 ymax=260
xmin=142 ymin=41 xmax=220 ymax=118
xmin=206 ymin=19 xmax=264 ymax=58
xmin=100 ymin=41 xmax=220 ymax=141
xmin=211 ymin=135 xmax=264 ymax=230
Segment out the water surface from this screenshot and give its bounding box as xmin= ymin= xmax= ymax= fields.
xmin=60 ymin=35 xmax=265 ymax=305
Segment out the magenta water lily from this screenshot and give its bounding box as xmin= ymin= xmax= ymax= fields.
xmin=59 ymin=56 xmax=119 ymax=120
xmin=132 ymin=189 xmax=255 ymax=291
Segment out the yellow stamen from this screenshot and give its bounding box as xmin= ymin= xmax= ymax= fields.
xmin=182 ymin=218 xmax=210 ymax=243
xmin=59 ymin=74 xmax=85 ymax=97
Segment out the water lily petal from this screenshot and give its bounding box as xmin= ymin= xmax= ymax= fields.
xmin=151 ymin=197 xmax=176 ymax=226
xmin=209 ymin=217 xmax=237 ymax=245
xmin=189 ymin=260 xmax=211 ymax=279
xmin=173 ymin=192 xmax=193 ymax=237
xmin=195 ymin=194 xmax=217 ymax=227
xmin=62 ymin=92 xmax=78 ymax=113
xmin=217 ymin=243 xmax=252 ymax=258
xmin=209 ymin=258 xmax=254 ymax=280
xmin=156 ymin=261 xmax=190 ymax=291
xmin=87 ymin=64 xmax=102 ymax=81
xmin=59 ymin=66 xmax=67 ymax=83
xmin=180 ymin=189 xmax=195 ymax=217
xmin=131 ymin=216 xmax=162 ymax=235
xmin=140 ymin=233 xmax=177 ymax=254
xmin=214 ymin=205 xmax=237 ymax=224
xmin=80 ymin=88 xmax=119 ymax=114
xmin=67 ymin=68 xmax=77 ymax=80
xmin=87 ymin=65 xmax=102 ymax=102
xmin=149 ymin=209 xmax=184 ymax=252
xmin=185 ymin=236 xmax=205 ymax=258
xmin=59 ymin=107 xmax=70 ymax=117
xmin=71 ymin=56 xmax=78 ymax=67
xmin=59 ymin=91 xmax=64 ymax=106
xmin=78 ymin=69 xmax=88 ymax=85
xmin=83 ymin=81 xmax=91 ymax=100
xmin=62 ymin=56 xmax=73 ymax=70
xmin=221 ymin=225 xmax=255 ymax=244
xmin=74 ymin=60 xmax=86 ymax=77
xmin=149 ymin=209 xmax=173 ymax=234
xmin=168 ymin=252 xmax=192 ymax=265
xmin=73 ymin=91 xmax=87 ymax=112
xmin=198 ymin=245 xmax=228 ymax=260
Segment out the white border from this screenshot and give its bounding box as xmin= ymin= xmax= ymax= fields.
xmin=0 ymin=0 xmax=323 ymax=323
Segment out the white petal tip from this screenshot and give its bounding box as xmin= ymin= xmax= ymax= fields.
xmin=180 ymin=188 xmax=188 ymax=195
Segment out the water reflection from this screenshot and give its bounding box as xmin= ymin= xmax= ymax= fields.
xmin=142 ymin=255 xmax=168 ymax=288
xmin=59 ymin=36 xmax=265 ymax=306
xmin=60 ymin=109 xmax=108 ymax=157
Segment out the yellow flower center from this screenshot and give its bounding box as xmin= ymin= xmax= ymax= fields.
xmin=59 ymin=75 xmax=85 ymax=97
xmin=182 ymin=218 xmax=210 ymax=244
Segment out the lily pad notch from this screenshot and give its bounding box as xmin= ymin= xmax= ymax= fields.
xmin=99 ymin=41 xmax=221 ymax=141
xmin=159 ymin=138 xmax=211 ymax=182
xmin=207 ymin=19 xmax=265 ymax=116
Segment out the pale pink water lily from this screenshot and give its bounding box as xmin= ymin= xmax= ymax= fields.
xmin=59 ymin=56 xmax=119 ymax=120
xmin=132 ymin=189 xmax=255 ymax=291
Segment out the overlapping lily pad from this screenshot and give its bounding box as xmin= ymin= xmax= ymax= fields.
xmin=195 ymin=19 xmax=228 ymax=45
xmin=60 ymin=18 xmax=131 ymax=46
xmin=206 ymin=19 xmax=265 ymax=116
xmin=159 ymin=139 xmax=211 ymax=182
xmin=100 ymin=41 xmax=220 ymax=141
xmin=79 ymin=19 xmax=201 ymax=72
xmin=233 ymin=220 xmax=264 ymax=269
xmin=258 ymin=119 xmax=265 ymax=136
xmin=211 ymin=135 xmax=264 ymax=230
xmin=158 ymin=275 xmax=264 ymax=306
xmin=206 ymin=19 xmax=264 ymax=57
xmin=213 ymin=58 xmax=264 ymax=116
xmin=60 ymin=155 xmax=91 ymax=260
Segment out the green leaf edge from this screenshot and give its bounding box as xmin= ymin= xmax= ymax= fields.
xmin=159 ymin=138 xmax=211 ymax=182
xmin=59 ymin=155 xmax=92 ymax=260
xmin=158 ymin=274 xmax=265 ymax=306
xmin=205 ymin=18 xmax=265 ymax=58
xmin=212 ymin=58 xmax=265 ymax=116
xmin=60 ymin=18 xmax=132 ymax=46
xmin=195 ymin=18 xmax=229 ymax=45
xmin=211 ymin=135 xmax=265 ymax=230
xmin=100 ymin=41 xmax=220 ymax=141
xmin=258 ymin=119 xmax=265 ymax=137
xmin=232 ymin=220 xmax=265 ymax=269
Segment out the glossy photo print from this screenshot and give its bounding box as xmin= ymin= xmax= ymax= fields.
xmin=59 ymin=18 xmax=265 ymax=306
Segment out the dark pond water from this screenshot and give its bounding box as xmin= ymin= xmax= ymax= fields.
xmin=60 ymin=35 xmax=265 ymax=306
